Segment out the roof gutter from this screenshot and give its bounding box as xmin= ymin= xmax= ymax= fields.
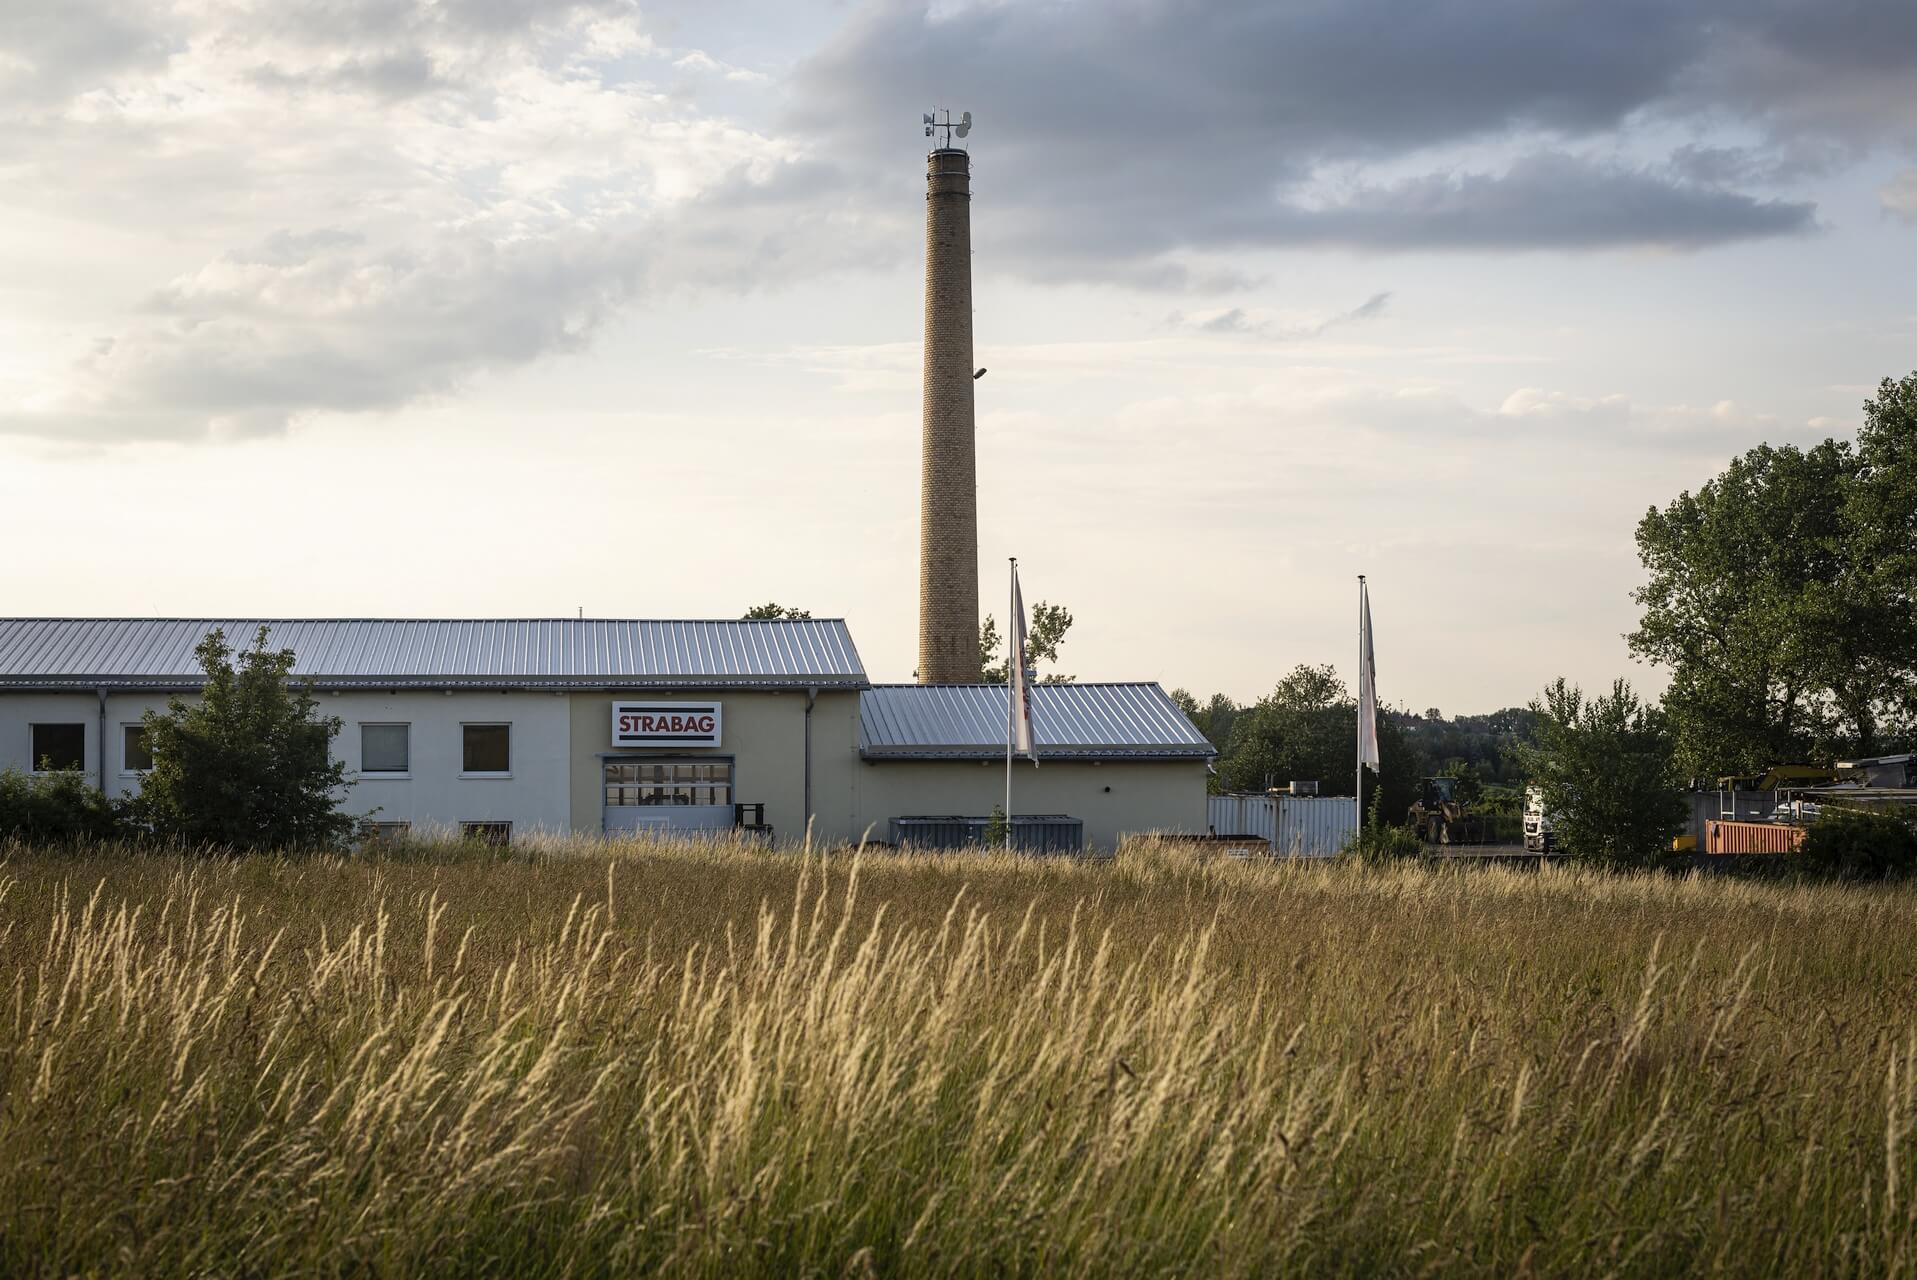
xmin=0 ymin=676 xmax=872 ymax=694
xmin=97 ymin=688 xmax=109 ymax=793
xmin=803 ymin=687 xmax=818 ymax=846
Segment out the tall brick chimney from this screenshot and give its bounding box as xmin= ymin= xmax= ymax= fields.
xmin=917 ymin=145 xmax=981 ymax=684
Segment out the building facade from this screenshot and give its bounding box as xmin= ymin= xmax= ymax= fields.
xmin=0 ymin=618 xmax=1211 ymax=850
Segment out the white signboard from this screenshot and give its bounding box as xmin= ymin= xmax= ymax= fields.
xmin=612 ymin=701 xmax=722 ymax=749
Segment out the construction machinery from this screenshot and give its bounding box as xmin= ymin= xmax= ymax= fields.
xmin=1522 ymin=785 xmax=1557 ymax=853
xmin=1408 ymin=776 xmax=1493 ymax=845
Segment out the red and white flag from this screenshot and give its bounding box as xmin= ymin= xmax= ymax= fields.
xmin=1008 ymin=561 xmax=1038 ymax=765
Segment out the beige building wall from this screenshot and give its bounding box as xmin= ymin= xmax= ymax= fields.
xmin=566 ymin=690 xmax=863 ymax=844
xmin=9 ymin=689 xmax=1202 ymax=851
xmin=851 ymin=759 xmax=1209 ymax=851
xmin=8 ymin=689 xmax=574 ymax=835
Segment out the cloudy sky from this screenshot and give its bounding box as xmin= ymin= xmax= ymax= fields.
xmin=3 ymin=0 xmax=1915 ymax=711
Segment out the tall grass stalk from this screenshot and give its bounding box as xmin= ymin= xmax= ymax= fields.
xmin=1 ymin=836 xmax=1914 ymax=1275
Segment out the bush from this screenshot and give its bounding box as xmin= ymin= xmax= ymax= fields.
xmin=135 ymin=626 xmax=354 ymax=853
xmin=1518 ymin=678 xmax=1686 ymax=867
xmin=0 ymin=768 xmax=124 ymax=845
xmin=1798 ymin=811 xmax=1917 ymax=881
xmin=1347 ymin=822 xmax=1423 ymax=860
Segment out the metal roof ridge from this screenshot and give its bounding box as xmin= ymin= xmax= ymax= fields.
xmin=0 ymin=616 xmax=854 ymax=624
xmin=865 ymin=681 xmax=1167 ymax=689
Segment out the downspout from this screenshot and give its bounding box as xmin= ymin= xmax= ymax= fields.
xmin=97 ymin=688 xmax=109 ymax=793
xmin=803 ymin=687 xmax=818 ymax=846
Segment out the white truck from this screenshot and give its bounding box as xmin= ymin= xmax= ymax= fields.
xmin=1522 ymin=786 xmax=1557 ymax=854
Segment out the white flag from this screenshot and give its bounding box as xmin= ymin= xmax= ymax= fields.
xmin=1008 ymin=562 xmax=1038 ymax=765
xmin=1358 ymin=577 xmax=1380 ymax=770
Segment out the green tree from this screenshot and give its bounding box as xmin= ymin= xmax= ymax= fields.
xmin=1631 ymin=373 xmax=1917 ymax=777
xmin=1518 ymin=678 xmax=1686 ymax=867
xmin=1849 ymin=372 xmax=1917 ymax=733
xmin=980 ymin=602 xmax=1074 ymax=684
xmin=1396 ymin=706 xmax=1540 ymax=785
xmin=1168 ymin=689 xmax=1242 ymax=757
xmin=1214 ymin=665 xmax=1418 ymax=820
xmin=1798 ymin=810 xmax=1917 ymax=881
xmin=743 ymin=603 xmax=812 ymax=620
xmin=1219 ymin=665 xmax=1348 ymax=793
xmin=134 ymin=627 xmax=354 ymax=852
xmin=0 ymin=768 xmax=123 ymax=845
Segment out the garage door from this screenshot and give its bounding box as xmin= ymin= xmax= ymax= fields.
xmin=603 ymin=758 xmax=736 ymax=835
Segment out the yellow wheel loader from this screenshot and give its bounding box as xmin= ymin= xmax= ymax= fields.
xmin=1408 ymin=776 xmax=1492 ymax=845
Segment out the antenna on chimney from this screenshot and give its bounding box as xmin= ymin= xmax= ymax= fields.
xmin=923 ymin=108 xmax=973 ymax=149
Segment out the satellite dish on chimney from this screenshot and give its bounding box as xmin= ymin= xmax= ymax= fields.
xmin=922 ymin=108 xmax=973 ymax=148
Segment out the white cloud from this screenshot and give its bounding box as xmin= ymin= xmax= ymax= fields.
xmin=671 ymin=49 xmax=768 ymax=83
xmin=0 ymin=0 xmax=821 ymax=441
xmin=1497 ymin=387 xmax=1630 ymax=423
xmin=1883 ymin=169 xmax=1917 ymax=224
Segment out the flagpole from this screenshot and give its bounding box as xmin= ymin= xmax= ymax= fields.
xmin=1356 ymin=575 xmax=1365 ymax=835
xmin=1005 ymin=557 xmax=1016 ymax=837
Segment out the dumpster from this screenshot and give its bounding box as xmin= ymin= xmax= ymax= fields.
xmin=1705 ymin=820 xmax=1807 ymax=855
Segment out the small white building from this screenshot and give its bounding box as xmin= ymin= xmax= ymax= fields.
xmin=0 ymin=618 xmax=1213 ymax=850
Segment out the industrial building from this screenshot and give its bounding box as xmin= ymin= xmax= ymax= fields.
xmin=0 ymin=125 xmax=1220 ymax=853
xmin=0 ymin=617 xmax=1212 ymax=850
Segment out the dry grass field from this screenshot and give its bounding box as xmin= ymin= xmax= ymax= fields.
xmin=2 ymin=836 xmax=1915 ymax=1277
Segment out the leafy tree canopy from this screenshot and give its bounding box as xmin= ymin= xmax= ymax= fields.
xmin=1212 ymin=664 xmax=1418 ymax=818
xmin=1632 ymin=371 xmax=1917 ymax=778
xmin=980 ymin=602 xmax=1074 ymax=684
xmin=1518 ymin=678 xmax=1686 ymax=867
xmin=1168 ymin=689 xmax=1242 ymax=755
xmin=134 ymin=627 xmax=354 ymax=852
xmin=742 ymin=603 xmax=813 ymax=620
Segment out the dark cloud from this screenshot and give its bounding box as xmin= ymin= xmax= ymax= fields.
xmin=1346 ymin=293 xmax=1392 ymax=323
xmin=1258 ymin=156 xmax=1815 ymax=251
xmin=1199 ymin=308 xmax=1255 ymax=335
xmin=0 ymin=0 xmax=172 ymax=108
xmin=1167 ymin=290 xmax=1392 ymax=338
xmin=6 ymin=0 xmax=1911 ymax=444
xmin=782 ymin=0 xmax=1917 ymax=268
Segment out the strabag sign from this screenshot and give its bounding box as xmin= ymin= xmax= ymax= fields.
xmin=612 ymin=702 xmax=722 ymax=749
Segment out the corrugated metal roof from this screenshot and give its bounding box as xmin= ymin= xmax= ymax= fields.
xmin=0 ymin=619 xmax=867 ymax=689
xmin=860 ymin=683 xmax=1214 ymax=760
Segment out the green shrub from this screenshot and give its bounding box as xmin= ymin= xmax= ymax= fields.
xmin=0 ymin=768 xmax=124 ymax=845
xmin=1347 ymin=822 xmax=1423 ymax=860
xmin=135 ymin=626 xmax=353 ymax=853
xmin=1798 ymin=810 xmax=1917 ymax=881
xmin=984 ymin=804 xmax=1009 ymax=849
xmin=1517 ymin=678 xmax=1686 ymax=867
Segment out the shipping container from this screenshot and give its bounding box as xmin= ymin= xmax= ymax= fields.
xmin=1704 ymin=819 xmax=1807 ymax=855
xmin=890 ymin=815 xmax=1085 ymax=854
xmin=1207 ymin=794 xmax=1357 ymax=858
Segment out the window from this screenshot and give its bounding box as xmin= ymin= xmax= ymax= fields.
xmin=30 ymin=723 xmax=85 ymax=772
xmin=123 ymin=724 xmax=153 ymax=773
xmin=360 ymin=723 xmax=410 ymax=774
xmin=604 ymin=758 xmax=733 ymax=807
xmin=461 ymin=724 xmax=511 ymax=775
xmin=460 ymin=821 xmax=512 ymax=846
xmin=358 ymin=820 xmax=412 ymax=845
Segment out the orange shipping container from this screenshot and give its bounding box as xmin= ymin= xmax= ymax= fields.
xmin=1705 ymin=819 xmax=1808 ymax=855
